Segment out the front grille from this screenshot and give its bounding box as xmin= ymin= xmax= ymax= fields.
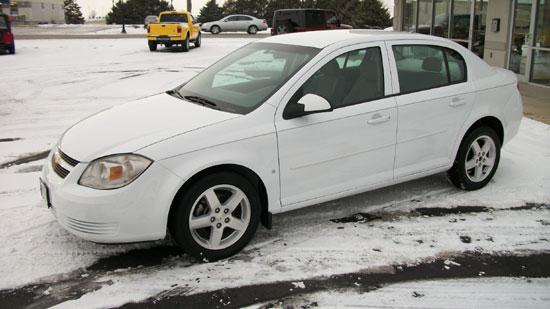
xmin=59 ymin=150 xmax=79 ymax=167
xmin=52 ymin=149 xmax=80 ymax=179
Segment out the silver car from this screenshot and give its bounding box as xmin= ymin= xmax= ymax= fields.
xmin=201 ymin=15 xmax=268 ymax=35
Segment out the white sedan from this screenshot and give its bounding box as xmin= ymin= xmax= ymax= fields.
xmin=41 ymin=30 xmax=522 ymax=261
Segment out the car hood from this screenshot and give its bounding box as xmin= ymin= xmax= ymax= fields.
xmin=60 ymin=93 xmax=239 ymax=162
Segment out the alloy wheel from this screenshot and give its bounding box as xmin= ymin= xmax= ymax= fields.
xmin=188 ymin=184 xmax=251 ymax=250
xmin=465 ymin=135 xmax=496 ymax=182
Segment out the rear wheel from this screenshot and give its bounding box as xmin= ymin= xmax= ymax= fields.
xmin=447 ymin=127 xmax=501 ymax=190
xmin=148 ymin=41 xmax=157 ymax=52
xmin=247 ymin=25 xmax=258 ymax=35
xmin=210 ymin=25 xmax=221 ymax=34
xmin=276 ymin=25 xmax=288 ymax=35
xmin=170 ymin=172 xmax=260 ymax=261
xmin=181 ymin=34 xmax=190 ymax=52
xmin=194 ymin=32 xmax=202 ymax=48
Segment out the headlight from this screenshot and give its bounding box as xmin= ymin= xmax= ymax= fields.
xmin=78 ymin=154 xmax=152 ymax=190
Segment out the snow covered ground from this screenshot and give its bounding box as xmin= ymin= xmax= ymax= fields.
xmin=0 ymin=38 xmax=549 ymax=308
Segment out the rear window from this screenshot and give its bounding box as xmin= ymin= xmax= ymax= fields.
xmin=0 ymin=16 xmax=7 ymax=29
xmin=305 ymin=10 xmax=326 ymax=27
xmin=275 ymin=11 xmax=304 ymax=27
xmin=160 ymin=14 xmax=187 ymax=23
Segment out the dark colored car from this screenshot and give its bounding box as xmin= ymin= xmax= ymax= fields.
xmin=271 ymin=9 xmax=352 ymax=36
xmin=0 ymin=13 xmax=15 ymax=54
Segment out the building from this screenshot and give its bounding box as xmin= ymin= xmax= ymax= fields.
xmin=393 ymin=0 xmax=550 ymax=88
xmin=1 ymin=0 xmax=65 ymax=24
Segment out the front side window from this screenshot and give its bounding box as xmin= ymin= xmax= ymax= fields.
xmin=178 ymin=43 xmax=319 ymax=114
xmin=160 ymin=14 xmax=187 ymax=23
xmin=393 ymin=45 xmax=449 ymax=93
xmin=290 ymin=47 xmax=385 ymax=110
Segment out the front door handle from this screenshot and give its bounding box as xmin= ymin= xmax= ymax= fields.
xmin=367 ymin=113 xmax=391 ymax=125
xmin=450 ymin=97 xmax=466 ymax=107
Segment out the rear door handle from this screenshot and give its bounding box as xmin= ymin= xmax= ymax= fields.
xmin=450 ymin=97 xmax=466 ymax=107
xmin=367 ymin=113 xmax=391 ymax=125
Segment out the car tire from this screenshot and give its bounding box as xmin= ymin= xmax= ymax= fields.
xmin=447 ymin=126 xmax=501 ymax=191
xmin=247 ymin=25 xmax=258 ymax=35
xmin=194 ymin=32 xmax=201 ymax=48
xmin=8 ymin=43 xmax=15 ymax=54
xmin=276 ymin=25 xmax=288 ymax=35
xmin=148 ymin=41 xmax=157 ymax=52
xmin=210 ymin=25 xmax=221 ymax=34
xmin=170 ymin=172 xmax=260 ymax=261
xmin=182 ymin=34 xmax=190 ymax=52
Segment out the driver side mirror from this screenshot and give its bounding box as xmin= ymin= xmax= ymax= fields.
xmin=283 ymin=94 xmax=333 ymax=120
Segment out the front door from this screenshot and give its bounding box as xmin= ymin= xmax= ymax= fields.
xmin=276 ymin=44 xmax=397 ymax=207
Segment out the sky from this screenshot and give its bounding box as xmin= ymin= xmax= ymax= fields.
xmin=77 ymin=0 xmax=394 ymax=19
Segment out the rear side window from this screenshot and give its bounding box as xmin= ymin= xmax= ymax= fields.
xmin=295 ymin=47 xmax=385 ymax=109
xmin=0 ymin=16 xmax=7 ymax=29
xmin=160 ymin=14 xmax=187 ymax=23
xmin=393 ymin=45 xmax=448 ymax=93
xmin=275 ymin=11 xmax=304 ymax=28
xmin=239 ymin=16 xmax=253 ymax=21
xmin=445 ymin=48 xmax=467 ymax=83
xmin=393 ymin=45 xmax=468 ymax=94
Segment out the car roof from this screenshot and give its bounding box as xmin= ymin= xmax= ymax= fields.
xmin=260 ymin=29 xmax=450 ymax=49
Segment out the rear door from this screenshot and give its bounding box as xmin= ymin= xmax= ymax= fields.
xmin=276 ymin=43 xmax=397 ymax=207
xmin=236 ymin=16 xmax=253 ymax=31
xmin=386 ymin=40 xmax=474 ymax=178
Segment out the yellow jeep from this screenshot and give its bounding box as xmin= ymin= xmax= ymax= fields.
xmin=147 ymin=11 xmax=201 ymax=52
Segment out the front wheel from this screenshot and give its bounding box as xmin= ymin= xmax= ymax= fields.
xmin=170 ymin=172 xmax=260 ymax=261
xmin=148 ymin=41 xmax=157 ymax=52
xmin=210 ymin=25 xmax=221 ymax=34
xmin=447 ymin=127 xmax=501 ymax=190
xmin=8 ymin=43 xmax=15 ymax=54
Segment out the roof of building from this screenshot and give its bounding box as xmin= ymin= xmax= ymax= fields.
xmin=260 ymin=29 xmax=450 ymax=49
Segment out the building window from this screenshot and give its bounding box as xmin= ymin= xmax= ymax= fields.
xmin=403 ymin=0 xmax=418 ymax=32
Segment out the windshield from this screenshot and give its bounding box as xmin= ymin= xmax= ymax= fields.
xmin=160 ymin=13 xmax=187 ymax=23
xmin=178 ymin=42 xmax=320 ymax=114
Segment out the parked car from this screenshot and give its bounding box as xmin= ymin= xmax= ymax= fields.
xmin=0 ymin=13 xmax=15 ymax=54
xmin=271 ymin=9 xmax=352 ymax=35
xmin=147 ymin=11 xmax=201 ymax=52
xmin=201 ymin=15 xmax=268 ymax=35
xmin=144 ymin=15 xmax=158 ymax=29
xmin=41 ymin=31 xmax=522 ymax=261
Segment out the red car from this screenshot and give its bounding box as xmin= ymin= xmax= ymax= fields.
xmin=1 ymin=13 xmax=15 ymax=54
xmin=271 ymin=9 xmax=352 ymax=36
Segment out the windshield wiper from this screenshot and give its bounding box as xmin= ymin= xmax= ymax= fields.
xmin=184 ymin=96 xmax=219 ymax=109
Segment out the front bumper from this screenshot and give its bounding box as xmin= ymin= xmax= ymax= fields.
xmin=41 ymin=151 xmax=182 ymax=243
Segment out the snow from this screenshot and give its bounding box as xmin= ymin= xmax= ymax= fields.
xmin=254 ymin=277 xmax=550 ymax=308
xmin=0 ymin=38 xmax=549 ymax=307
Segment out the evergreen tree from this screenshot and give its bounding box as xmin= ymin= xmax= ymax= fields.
xmin=106 ymin=0 xmax=172 ymax=24
xmin=197 ymin=0 xmax=224 ymax=22
xmin=64 ymin=0 xmax=85 ymax=24
xmin=222 ymin=0 xmax=268 ymax=17
xmin=358 ymin=0 xmax=392 ymax=28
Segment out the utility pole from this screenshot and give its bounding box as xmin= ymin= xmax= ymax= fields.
xmin=119 ymin=0 xmax=126 ymax=34
xmin=187 ymin=0 xmax=192 ymax=13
